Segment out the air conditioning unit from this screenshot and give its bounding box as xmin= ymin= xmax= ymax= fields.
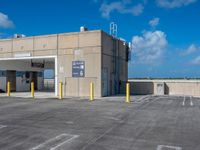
xmin=80 ymin=26 xmax=88 ymax=32
xmin=14 ymin=34 xmax=26 ymax=38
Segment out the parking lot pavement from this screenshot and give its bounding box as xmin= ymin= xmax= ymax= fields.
xmin=0 ymin=92 xmax=56 ymax=99
xmin=0 ymin=95 xmax=199 ymax=150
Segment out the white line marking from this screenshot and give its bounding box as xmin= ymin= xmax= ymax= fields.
xmin=65 ymin=121 xmax=74 ymax=124
xmin=138 ymin=96 xmax=149 ymax=101
xmin=190 ymin=97 xmax=194 ymax=106
xmin=50 ymin=135 xmax=79 ymax=150
xmin=104 ymin=116 xmax=121 ymax=121
xmin=134 ymin=95 xmax=152 ymax=103
xmin=182 ymin=97 xmax=186 ymax=106
xmin=157 ymin=145 xmax=182 ymax=150
xmin=30 ymin=133 xmax=79 ymax=150
xmin=0 ymin=125 xmax=7 ymax=129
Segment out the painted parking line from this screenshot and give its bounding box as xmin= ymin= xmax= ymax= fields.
xmin=190 ymin=100 xmax=194 ymax=106
xmin=182 ymin=97 xmax=186 ymax=106
xmin=190 ymin=97 xmax=194 ymax=106
xmin=134 ymin=96 xmax=151 ymax=103
xmin=182 ymin=96 xmax=186 ymax=106
xmin=157 ymin=145 xmax=182 ymax=150
xmin=30 ymin=133 xmax=79 ymax=150
xmin=138 ymin=96 xmax=150 ymax=101
xmin=103 ymin=116 xmax=121 ymax=122
xmin=182 ymin=97 xmax=194 ymax=107
xmin=0 ymin=125 xmax=7 ymax=129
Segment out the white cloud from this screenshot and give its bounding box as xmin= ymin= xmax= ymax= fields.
xmin=132 ymin=30 xmax=168 ymax=64
xmin=156 ymin=0 xmax=197 ymax=8
xmin=149 ymin=17 xmax=160 ymax=28
xmin=181 ymin=44 xmax=200 ymax=56
xmin=100 ymin=1 xmax=144 ymax=18
xmin=0 ymin=12 xmax=14 ymax=29
xmin=191 ymin=56 xmax=200 ymax=65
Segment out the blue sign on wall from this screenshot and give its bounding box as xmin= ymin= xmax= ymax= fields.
xmin=72 ymin=61 xmax=85 ymax=77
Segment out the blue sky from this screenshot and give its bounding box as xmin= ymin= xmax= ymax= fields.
xmin=0 ymin=0 xmax=200 ymax=78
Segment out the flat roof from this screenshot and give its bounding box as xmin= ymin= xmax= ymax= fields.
xmin=0 ymin=29 xmax=103 ymax=42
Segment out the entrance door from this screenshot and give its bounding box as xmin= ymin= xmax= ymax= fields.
xmin=157 ymin=83 xmax=164 ymax=95
xmin=7 ymin=71 xmax=16 ymax=92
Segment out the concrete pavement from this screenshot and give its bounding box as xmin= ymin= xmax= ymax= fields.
xmin=0 ymin=95 xmax=199 ymax=150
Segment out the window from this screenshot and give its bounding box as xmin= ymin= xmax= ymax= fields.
xmin=0 ymin=70 xmax=6 ymax=77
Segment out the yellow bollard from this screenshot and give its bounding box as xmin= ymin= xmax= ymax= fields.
xmin=59 ymin=82 xmax=63 ymax=100
xmin=7 ymin=82 xmax=11 ymax=97
xmin=126 ymin=82 xmax=130 ymax=103
xmin=31 ymin=82 xmax=35 ymax=98
xmin=90 ymin=82 xmax=94 ymax=101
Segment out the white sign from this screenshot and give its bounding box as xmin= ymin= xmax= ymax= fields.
xmin=14 ymin=53 xmax=31 ymax=58
xmin=59 ymin=66 xmax=64 ymax=73
xmin=74 ymin=49 xmax=81 ymax=55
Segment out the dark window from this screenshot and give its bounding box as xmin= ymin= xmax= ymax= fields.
xmin=0 ymin=70 xmax=6 ymax=77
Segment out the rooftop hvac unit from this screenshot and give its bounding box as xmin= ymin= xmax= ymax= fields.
xmin=14 ymin=34 xmax=26 ymax=38
xmin=80 ymin=26 xmax=88 ymax=32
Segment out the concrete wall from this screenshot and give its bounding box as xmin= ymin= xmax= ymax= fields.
xmin=102 ymin=32 xmax=128 ymax=96
xmin=129 ymin=79 xmax=200 ymax=97
xmin=57 ymin=31 xmax=102 ymax=97
xmin=163 ymin=82 xmax=200 ymax=96
xmin=130 ymin=82 xmax=154 ymax=95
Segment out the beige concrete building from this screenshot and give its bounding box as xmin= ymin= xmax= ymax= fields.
xmin=129 ymin=79 xmax=200 ymax=97
xmin=0 ymin=28 xmax=129 ymax=97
